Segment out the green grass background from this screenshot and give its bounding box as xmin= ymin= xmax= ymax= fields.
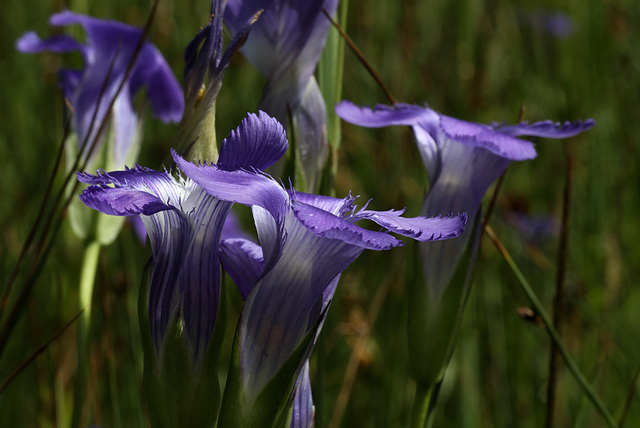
xmin=1 ymin=0 xmax=639 ymax=426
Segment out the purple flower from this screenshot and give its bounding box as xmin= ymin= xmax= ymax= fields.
xmin=225 ymin=0 xmax=340 ymax=189
xmin=173 ymin=145 xmax=466 ymax=424
xmin=77 ymin=112 xmax=288 ymax=365
xmin=17 ymin=11 xmax=184 ymax=167
xmin=336 ymin=101 xmax=594 ymax=299
xmin=519 ymin=9 xmax=575 ymax=39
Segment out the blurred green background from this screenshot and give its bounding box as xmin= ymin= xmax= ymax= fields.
xmin=1 ymin=0 xmax=639 ymax=426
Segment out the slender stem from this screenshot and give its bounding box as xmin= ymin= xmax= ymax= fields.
xmin=546 ymin=151 xmax=573 ymax=428
xmin=0 ymin=310 xmax=83 ymax=394
xmin=71 ymin=239 xmax=101 ymax=428
xmin=484 ymin=226 xmax=619 ymax=428
xmin=409 ymin=382 xmax=433 ymax=428
xmin=618 ymin=366 xmax=640 ymax=427
xmin=79 ymin=240 xmax=101 ymax=325
xmin=322 ymin=7 xmax=396 ymax=104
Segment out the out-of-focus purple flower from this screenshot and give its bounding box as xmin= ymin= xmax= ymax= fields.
xmin=78 ymin=112 xmax=288 ymax=366
xmin=225 ymin=0 xmax=340 ymax=189
xmin=17 ymin=11 xmax=184 ymax=167
xmin=505 ymin=206 xmax=560 ymax=245
xmin=175 ymin=0 xmax=258 ymax=162
xmin=336 ymin=101 xmax=594 ymax=299
xmin=174 ymin=144 xmax=466 ymax=425
xmin=519 ymin=9 xmax=575 ymax=39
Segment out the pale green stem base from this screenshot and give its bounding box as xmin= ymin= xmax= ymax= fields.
xmin=410 ymin=382 xmax=433 ymax=428
xmin=71 ymin=239 xmax=101 ymax=428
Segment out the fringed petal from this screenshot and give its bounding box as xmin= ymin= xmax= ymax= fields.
xmin=218 ymin=111 xmax=288 ymax=171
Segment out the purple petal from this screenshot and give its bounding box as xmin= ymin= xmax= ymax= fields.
xmin=58 ymin=69 xmax=83 ymax=101
xmin=77 ymin=166 xmax=184 ymax=206
xmin=80 ymin=185 xmax=172 ymax=216
xmin=142 ymin=209 xmax=191 ymax=353
xmin=226 ymin=0 xmax=339 ymax=94
xmin=177 ymin=189 xmax=232 ymax=361
xmin=128 ymin=43 xmax=184 ymax=123
xmin=25 ymin=10 xmax=182 ymax=166
xmin=439 ymin=115 xmax=537 ymax=161
xmin=173 ymin=150 xmax=290 ymax=221
xmin=293 ymin=202 xmax=404 ymax=250
xmin=221 ymin=211 xmax=252 ymax=241
xmin=355 ymin=210 xmax=467 ymax=242
xmin=290 ymin=190 xmax=356 ymax=217
xmin=496 ymin=118 xmax=595 ymax=139
xmin=220 ymin=238 xmax=264 ymax=300
xmin=218 ymin=111 xmax=288 ymax=171
xmin=78 ymin=166 xmax=185 ymax=216
xmin=290 ymin=361 xmax=314 ymax=428
xmin=16 ymin=32 xmax=83 ymax=54
xmin=239 ymin=209 xmax=362 ymax=402
xmin=129 ymin=215 xmax=148 ymax=244
xmin=336 ymin=101 xmax=429 ymax=128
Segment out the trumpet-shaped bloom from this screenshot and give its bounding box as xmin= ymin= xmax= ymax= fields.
xmin=17 ymin=11 xmax=183 ymax=167
xmin=173 ymin=147 xmax=466 ymax=422
xmin=336 ymin=101 xmax=594 ymax=299
xmin=78 ymin=112 xmax=288 ymax=365
xmin=225 ymin=0 xmax=340 ymax=188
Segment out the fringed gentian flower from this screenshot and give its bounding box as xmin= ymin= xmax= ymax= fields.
xmin=336 ymin=100 xmax=594 ymax=386
xmin=225 ymin=0 xmax=340 ymax=190
xmin=77 ymin=112 xmax=288 ymax=428
xmin=175 ymin=0 xmax=258 ymax=162
xmin=17 ymin=11 xmax=184 ymax=168
xmin=174 ymin=147 xmax=467 ymax=427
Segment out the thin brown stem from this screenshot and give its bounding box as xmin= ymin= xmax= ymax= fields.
xmin=322 ymin=7 xmax=396 ymax=104
xmin=0 ymin=309 xmax=83 ymax=394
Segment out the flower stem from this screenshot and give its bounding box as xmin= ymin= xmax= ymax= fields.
xmin=484 ymin=226 xmax=619 ymax=428
xmin=71 ymin=239 xmax=101 ymax=428
xmin=409 ymin=382 xmax=433 ymax=428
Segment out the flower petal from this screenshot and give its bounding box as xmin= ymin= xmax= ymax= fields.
xmin=77 ymin=166 xmax=184 ymax=208
xmin=178 ymin=188 xmax=231 ymax=361
xmin=290 ymin=361 xmax=314 ymax=428
xmin=173 ymin=150 xmax=290 ymax=221
xmin=220 ymin=238 xmax=265 ymax=300
xmin=496 ymin=118 xmax=595 ymax=139
xmin=336 ymin=101 xmax=429 ymax=128
xmin=239 ymin=210 xmax=362 ymax=403
xmin=80 ymin=185 xmax=172 ymax=216
xmin=16 ymin=32 xmax=83 ymax=54
xmin=218 ymin=111 xmax=288 ymax=171
xmin=128 ymin=43 xmax=184 ymax=123
xmin=225 ymin=0 xmax=338 ymax=95
xmin=293 ymin=201 xmax=404 ymax=250
xmin=355 ymin=210 xmax=467 ymax=242
xmin=290 ymin=190 xmax=356 ymax=217
xmin=439 ymin=115 xmax=537 ymax=161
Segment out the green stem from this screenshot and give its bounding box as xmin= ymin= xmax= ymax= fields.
xmin=71 ymin=239 xmax=101 ymax=428
xmin=409 ymin=382 xmax=433 ymax=428
xmin=485 ymin=226 xmax=619 ymax=428
xmin=79 ymin=240 xmax=101 ymax=325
